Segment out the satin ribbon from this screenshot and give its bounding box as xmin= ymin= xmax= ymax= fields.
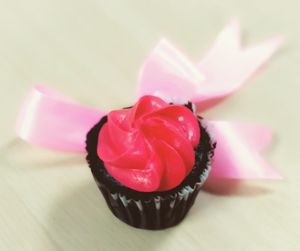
xmin=16 ymin=19 xmax=282 ymax=179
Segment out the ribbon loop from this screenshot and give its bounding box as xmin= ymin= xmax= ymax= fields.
xmin=206 ymin=121 xmax=281 ymax=179
xmin=16 ymin=85 xmax=104 ymax=152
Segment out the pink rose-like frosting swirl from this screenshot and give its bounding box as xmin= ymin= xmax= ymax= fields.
xmin=97 ymin=95 xmax=200 ymax=192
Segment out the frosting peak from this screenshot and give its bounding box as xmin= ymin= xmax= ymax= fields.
xmin=97 ymin=95 xmax=200 ymax=192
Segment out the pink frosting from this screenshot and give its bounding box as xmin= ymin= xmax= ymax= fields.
xmin=97 ymin=95 xmax=200 ymax=192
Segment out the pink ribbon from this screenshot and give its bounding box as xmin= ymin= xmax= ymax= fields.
xmin=16 ymin=19 xmax=282 ymax=179
xmin=16 ymin=85 xmax=104 ymax=152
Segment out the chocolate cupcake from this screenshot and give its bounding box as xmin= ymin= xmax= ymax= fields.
xmin=86 ymin=95 xmax=215 ymax=230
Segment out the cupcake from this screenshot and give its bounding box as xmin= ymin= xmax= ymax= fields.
xmin=86 ymin=95 xmax=215 ymax=229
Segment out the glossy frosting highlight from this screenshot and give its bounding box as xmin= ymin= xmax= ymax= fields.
xmin=97 ymin=95 xmax=200 ymax=192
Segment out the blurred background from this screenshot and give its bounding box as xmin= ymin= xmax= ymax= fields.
xmin=0 ymin=1 xmax=299 ymax=251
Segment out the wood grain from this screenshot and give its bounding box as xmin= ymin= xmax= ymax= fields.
xmin=0 ymin=1 xmax=299 ymax=250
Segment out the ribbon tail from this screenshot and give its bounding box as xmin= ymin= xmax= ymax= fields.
xmin=16 ymin=85 xmax=105 ymax=152
xmin=195 ymin=19 xmax=284 ymax=109
xmin=137 ymin=19 xmax=283 ymax=111
xmin=206 ymin=120 xmax=281 ymax=179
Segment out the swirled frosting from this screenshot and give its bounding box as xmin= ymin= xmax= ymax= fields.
xmin=97 ymin=95 xmax=200 ymax=192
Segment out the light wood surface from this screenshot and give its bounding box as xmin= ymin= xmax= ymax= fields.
xmin=0 ymin=1 xmax=299 ymax=250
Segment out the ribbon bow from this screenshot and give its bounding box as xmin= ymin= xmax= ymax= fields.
xmin=16 ymin=19 xmax=282 ymax=180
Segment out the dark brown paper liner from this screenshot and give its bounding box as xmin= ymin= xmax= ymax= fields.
xmin=86 ymin=114 xmax=215 ymax=229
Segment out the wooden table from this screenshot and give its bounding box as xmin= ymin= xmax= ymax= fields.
xmin=0 ymin=1 xmax=299 ymax=250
